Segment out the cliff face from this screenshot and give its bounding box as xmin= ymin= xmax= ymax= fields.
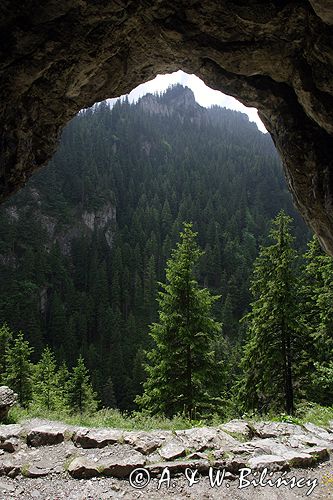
xmin=0 ymin=1 xmax=333 ymax=252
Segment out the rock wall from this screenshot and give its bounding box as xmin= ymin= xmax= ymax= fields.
xmin=1 ymin=1 xmax=333 ymax=252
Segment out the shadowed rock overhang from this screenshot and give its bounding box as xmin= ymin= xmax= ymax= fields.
xmin=1 ymin=1 xmax=333 ymax=252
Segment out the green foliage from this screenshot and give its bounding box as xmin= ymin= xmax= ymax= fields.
xmin=4 ymin=331 xmax=34 ymax=407
xmin=31 ymin=347 xmax=68 ymax=412
xmin=67 ymin=355 xmax=98 ymax=414
xmin=137 ymin=223 xmax=223 ymax=418
xmin=237 ymin=211 xmax=301 ymax=415
xmin=0 ymin=323 xmax=13 ymax=382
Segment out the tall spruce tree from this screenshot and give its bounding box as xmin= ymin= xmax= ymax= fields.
xmin=300 ymin=236 xmax=333 ymax=405
xmin=5 ymin=331 xmax=34 ymax=407
xmin=136 ymin=222 xmax=222 ymax=418
xmin=67 ymin=355 xmax=98 ymax=414
xmin=238 ymin=211 xmax=300 ymax=415
xmin=32 ymin=347 xmax=68 ymax=411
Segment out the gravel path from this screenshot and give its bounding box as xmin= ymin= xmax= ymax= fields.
xmin=0 ymin=458 xmax=332 ymax=500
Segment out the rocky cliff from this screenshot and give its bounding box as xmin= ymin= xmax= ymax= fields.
xmin=0 ymin=1 xmax=333 ymax=254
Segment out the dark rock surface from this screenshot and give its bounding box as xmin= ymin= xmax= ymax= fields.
xmin=0 ymin=387 xmax=17 ymax=422
xmin=1 ymin=2 xmax=333 ymax=253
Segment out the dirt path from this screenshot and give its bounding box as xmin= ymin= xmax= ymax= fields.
xmin=0 ymin=458 xmax=332 ymax=500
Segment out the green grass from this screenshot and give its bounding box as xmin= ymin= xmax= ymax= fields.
xmin=6 ymin=406 xmax=202 ymax=431
xmin=5 ymin=401 xmax=333 ymax=432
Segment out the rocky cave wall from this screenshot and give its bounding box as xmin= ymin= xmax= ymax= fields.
xmin=1 ymin=1 xmax=333 ymax=252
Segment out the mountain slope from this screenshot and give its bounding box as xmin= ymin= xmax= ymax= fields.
xmin=0 ymin=85 xmax=309 ymax=409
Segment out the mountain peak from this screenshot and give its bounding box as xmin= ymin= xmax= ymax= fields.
xmin=137 ymin=84 xmax=199 ymax=115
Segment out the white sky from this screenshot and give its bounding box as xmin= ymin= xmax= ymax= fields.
xmin=110 ymin=70 xmax=267 ymax=133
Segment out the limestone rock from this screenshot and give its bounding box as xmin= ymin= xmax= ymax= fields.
xmin=248 ymin=454 xmax=287 ymax=471
xmin=158 ymin=440 xmax=187 ymax=460
xmin=147 ymin=459 xmax=209 ymax=475
xmin=68 ymin=457 xmax=99 ymax=479
xmin=0 ymin=425 xmax=22 ymax=453
xmin=102 ymin=450 xmax=146 ymax=478
xmin=303 ymin=423 xmax=333 ymax=442
xmin=302 ymin=446 xmax=330 ymax=462
xmin=123 ymin=430 xmax=172 ymax=455
xmin=220 ymin=420 xmax=254 ymax=439
xmin=282 ymin=451 xmax=315 ymax=468
xmin=0 ymin=387 xmax=17 ymax=421
xmin=73 ymin=428 xmax=123 ymax=449
xmin=251 ymin=422 xmax=303 ymax=439
xmin=176 ymin=427 xmax=239 ymax=452
xmin=27 ymin=425 xmax=67 ymax=447
xmin=2 ymin=2 xmax=333 ymax=255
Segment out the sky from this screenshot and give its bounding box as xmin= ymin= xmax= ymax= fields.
xmin=110 ymin=70 xmax=267 ymax=133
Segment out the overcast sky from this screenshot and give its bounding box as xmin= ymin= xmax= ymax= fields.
xmin=110 ymin=70 xmax=267 ymax=133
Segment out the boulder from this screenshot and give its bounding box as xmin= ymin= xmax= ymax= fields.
xmin=248 ymin=454 xmax=288 ymax=471
xmin=123 ymin=430 xmax=172 ymax=455
xmin=220 ymin=420 xmax=254 ymax=439
xmin=251 ymin=422 xmax=303 ymax=439
xmin=158 ymin=440 xmax=187 ymax=461
xmin=73 ymin=428 xmax=123 ymax=449
xmin=176 ymin=427 xmax=239 ymax=452
xmin=0 ymin=425 xmax=22 ymax=453
xmin=147 ymin=459 xmax=209 ymax=476
xmin=282 ymin=451 xmax=315 ymax=468
xmin=303 ymin=423 xmax=333 ymax=442
xmin=27 ymin=425 xmax=67 ymax=447
xmin=0 ymin=387 xmax=17 ymax=421
xmin=102 ymin=449 xmax=146 ymax=478
xmin=68 ymin=457 xmax=100 ymax=479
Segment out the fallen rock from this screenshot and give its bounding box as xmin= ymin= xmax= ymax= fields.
xmin=147 ymin=459 xmax=209 ymax=475
xmin=220 ymin=420 xmax=254 ymax=439
xmin=0 ymin=424 xmax=22 ymax=453
xmin=246 ymin=438 xmax=290 ymax=457
xmin=0 ymin=387 xmax=17 ymax=422
xmin=303 ymin=423 xmax=333 ymax=442
xmin=252 ymin=422 xmax=303 ymax=439
xmin=176 ymin=427 xmax=239 ymax=452
xmin=27 ymin=425 xmax=67 ymax=447
xmin=282 ymin=451 xmax=315 ymax=468
xmin=302 ymin=446 xmax=330 ymax=462
xmin=248 ymin=454 xmax=288 ymax=471
xmin=68 ymin=457 xmax=99 ymax=479
xmin=73 ymin=428 xmax=123 ymax=449
xmin=123 ymin=430 xmax=171 ymax=455
xmin=102 ymin=450 xmax=146 ymax=478
xmin=23 ymin=464 xmax=52 ymax=478
xmin=158 ymin=440 xmax=186 ymax=460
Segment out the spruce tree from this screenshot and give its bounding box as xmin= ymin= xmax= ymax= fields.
xmin=136 ymin=222 xmax=222 ymax=418
xmin=5 ymin=331 xmax=34 ymax=407
xmin=238 ymin=211 xmax=299 ymax=415
xmin=300 ymin=236 xmax=333 ymax=405
xmin=67 ymin=355 xmax=98 ymax=414
xmin=0 ymin=323 xmax=13 ymax=383
xmin=32 ymin=347 xmax=68 ymax=411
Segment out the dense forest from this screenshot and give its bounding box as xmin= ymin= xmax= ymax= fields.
xmin=2 ymin=84 xmax=326 ymax=417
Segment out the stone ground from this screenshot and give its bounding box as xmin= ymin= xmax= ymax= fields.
xmin=0 ymin=418 xmax=332 ymax=499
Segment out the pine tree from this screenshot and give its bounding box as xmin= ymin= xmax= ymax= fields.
xmin=238 ymin=211 xmax=300 ymax=415
xmin=136 ymin=222 xmax=222 ymax=418
xmin=300 ymin=236 xmax=333 ymax=405
xmin=67 ymin=355 xmax=98 ymax=414
xmin=0 ymin=323 xmax=13 ymax=383
xmin=5 ymin=331 xmax=34 ymax=407
xmin=32 ymin=347 xmax=68 ymax=411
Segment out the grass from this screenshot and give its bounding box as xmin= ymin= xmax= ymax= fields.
xmin=4 ymin=401 xmax=333 ymax=432
xmin=6 ymin=405 xmax=203 ymax=431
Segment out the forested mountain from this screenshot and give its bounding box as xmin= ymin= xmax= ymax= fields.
xmin=0 ymin=85 xmax=309 ymax=410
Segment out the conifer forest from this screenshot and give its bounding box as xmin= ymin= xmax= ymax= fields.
xmin=0 ymin=85 xmax=332 ymax=420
